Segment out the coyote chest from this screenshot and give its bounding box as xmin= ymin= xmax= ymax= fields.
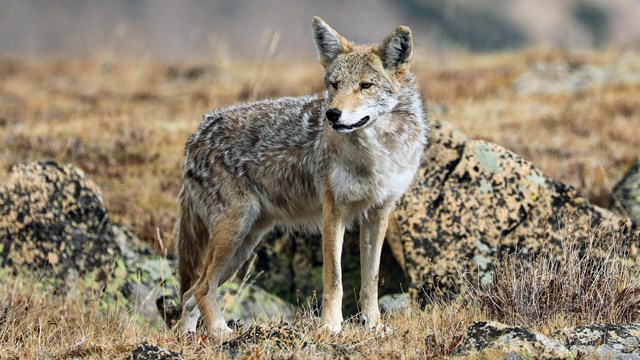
xmin=327 ymin=129 xmax=420 ymax=207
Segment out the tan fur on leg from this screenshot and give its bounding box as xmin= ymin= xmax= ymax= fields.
xmin=319 ymin=188 xmax=346 ymax=334
xmin=359 ymin=205 xmax=393 ymax=331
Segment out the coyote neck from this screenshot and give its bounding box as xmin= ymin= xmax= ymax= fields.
xmin=319 ymin=79 xmax=425 ymax=207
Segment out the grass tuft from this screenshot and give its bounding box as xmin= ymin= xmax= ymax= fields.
xmin=465 ymin=223 xmax=640 ymax=331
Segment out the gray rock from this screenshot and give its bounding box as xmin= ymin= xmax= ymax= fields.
xmin=451 ymin=321 xmax=570 ymax=359
xmin=378 ymin=293 xmax=410 ymax=315
xmin=613 ymin=156 xmax=640 ymax=225
xmin=156 ymin=281 xmax=295 ymax=329
xmin=218 ymin=281 xmax=295 ymax=324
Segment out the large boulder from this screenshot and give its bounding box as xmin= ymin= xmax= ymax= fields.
xmin=390 ymin=120 xmax=639 ymax=302
xmin=613 ymin=156 xmax=640 ymax=225
xmin=245 ymin=119 xmax=639 ymax=310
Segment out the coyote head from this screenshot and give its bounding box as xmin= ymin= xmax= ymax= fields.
xmin=312 ymin=16 xmax=414 ymax=133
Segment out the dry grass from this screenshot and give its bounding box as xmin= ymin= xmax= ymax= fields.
xmin=0 ymin=273 xmax=483 ymax=359
xmin=2 ymin=49 xmax=639 ymax=244
xmin=1 ymin=49 xmax=640 ymax=357
xmin=465 ymin=223 xmax=640 ymax=334
xmin=2 ymin=228 xmax=639 ymax=358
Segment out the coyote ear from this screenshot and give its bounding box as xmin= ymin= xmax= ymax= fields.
xmin=312 ymin=16 xmax=351 ymax=67
xmin=377 ymin=26 xmax=413 ymax=71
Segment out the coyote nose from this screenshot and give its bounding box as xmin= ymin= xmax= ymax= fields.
xmin=325 ymin=108 xmax=342 ymax=124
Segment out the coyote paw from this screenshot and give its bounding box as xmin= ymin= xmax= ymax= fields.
xmin=208 ymin=324 xmax=234 ymax=340
xmin=359 ymin=312 xmax=388 ymax=332
xmin=173 ymin=319 xmax=197 ymax=339
xmin=319 ymin=318 xmax=343 ymax=335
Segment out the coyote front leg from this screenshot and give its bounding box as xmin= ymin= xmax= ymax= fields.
xmin=320 ymin=190 xmax=346 ymax=334
xmin=359 ymin=205 xmax=392 ymax=331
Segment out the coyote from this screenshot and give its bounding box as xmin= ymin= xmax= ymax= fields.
xmin=174 ymin=16 xmax=427 ymax=337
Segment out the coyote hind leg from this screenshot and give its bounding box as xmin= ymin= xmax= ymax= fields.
xmin=191 ymin=201 xmax=260 ymax=338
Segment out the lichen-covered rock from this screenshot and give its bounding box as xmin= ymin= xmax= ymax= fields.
xmin=0 ymin=161 xmax=297 ymax=329
xmin=128 ymin=342 xmax=182 ymax=360
xmin=392 ymin=120 xmax=639 ymax=302
xmin=218 ymin=282 xmax=294 ymax=323
xmin=553 ymin=323 xmax=640 ymax=357
xmin=222 ymin=322 xmax=308 ymax=355
xmin=0 ymin=161 xmax=180 ymax=327
xmin=452 ymin=321 xmax=570 ymax=359
xmin=613 ymin=156 xmax=640 ymax=225
xmin=248 ymin=228 xmax=408 ymax=315
xmin=156 ymin=281 xmax=295 ymax=328
xmin=0 ymin=161 xmax=125 ymax=285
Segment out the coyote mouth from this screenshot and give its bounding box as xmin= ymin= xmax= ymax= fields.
xmin=332 ymin=116 xmax=370 ymax=132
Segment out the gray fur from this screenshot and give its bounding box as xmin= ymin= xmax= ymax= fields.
xmin=312 ymin=16 xmax=349 ymax=66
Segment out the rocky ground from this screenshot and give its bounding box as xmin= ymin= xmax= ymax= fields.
xmin=1 ymin=49 xmax=640 ymax=358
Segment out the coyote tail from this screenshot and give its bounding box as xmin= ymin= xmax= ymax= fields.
xmin=174 ymin=183 xmax=209 ymax=296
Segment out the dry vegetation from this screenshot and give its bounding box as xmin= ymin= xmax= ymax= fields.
xmin=0 ymin=273 xmax=481 ymax=359
xmin=1 ymin=48 xmax=640 ymax=358
xmin=2 ymin=49 xmax=639 ymax=243
xmin=2 ymin=230 xmax=639 ymax=359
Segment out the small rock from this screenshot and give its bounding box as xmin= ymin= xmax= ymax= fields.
xmin=156 ymin=281 xmax=295 ymax=328
xmin=222 ymin=322 xmax=306 ymax=353
xmin=128 ymin=342 xmax=182 ymax=360
xmin=451 ymin=321 xmax=570 ymax=359
xmin=379 ymin=293 xmax=410 ymax=315
xmin=165 ymin=65 xmax=216 ymax=81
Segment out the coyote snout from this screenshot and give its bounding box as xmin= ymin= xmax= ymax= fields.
xmin=325 ymin=107 xmax=371 ymax=132
xmin=174 ymin=16 xmax=427 ymax=339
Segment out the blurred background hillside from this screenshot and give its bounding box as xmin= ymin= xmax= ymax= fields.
xmin=1 ymin=0 xmax=640 ymax=59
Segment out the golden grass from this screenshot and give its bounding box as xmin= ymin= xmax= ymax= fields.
xmin=2 ymin=230 xmax=639 ymax=359
xmin=1 ymin=48 xmax=640 ymax=358
xmin=0 ymin=273 xmax=484 ymax=359
xmin=2 ymin=49 xmax=639 ymax=243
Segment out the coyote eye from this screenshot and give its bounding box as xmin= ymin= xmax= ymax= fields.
xmin=330 ymin=82 xmax=338 ymax=90
xmin=360 ymin=82 xmax=373 ymax=90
